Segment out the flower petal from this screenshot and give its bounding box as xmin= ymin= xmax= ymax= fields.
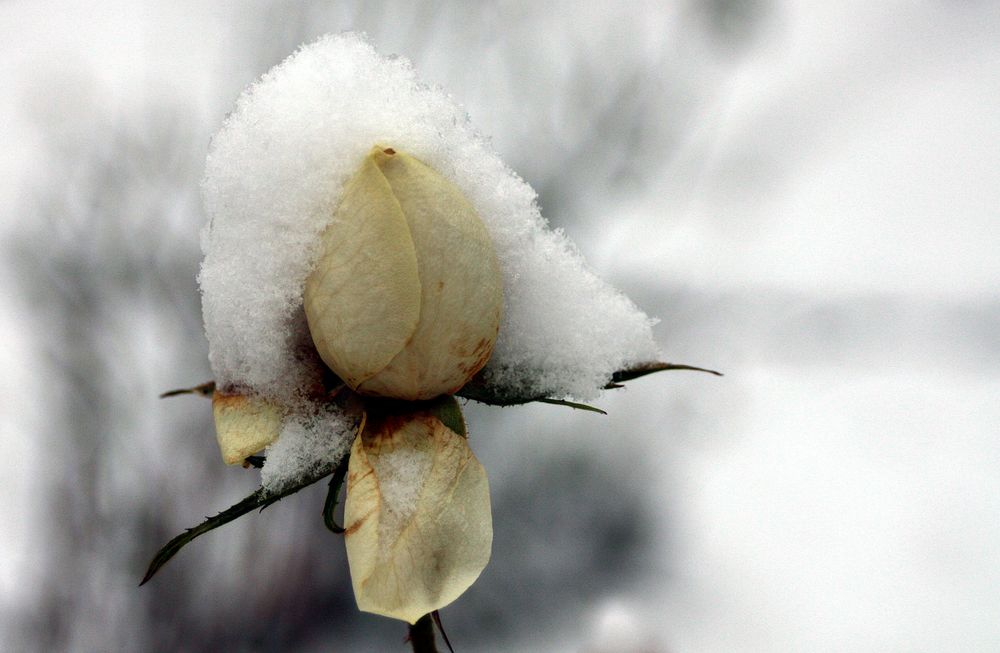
xmin=212 ymin=391 xmax=283 ymax=465
xmin=356 ymin=148 xmax=503 ymax=400
xmin=344 ymin=404 xmax=492 ymax=623
xmin=304 ymin=148 xmax=422 ymax=390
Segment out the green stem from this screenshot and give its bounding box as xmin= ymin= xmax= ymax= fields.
xmin=322 ymin=457 xmax=349 ymax=533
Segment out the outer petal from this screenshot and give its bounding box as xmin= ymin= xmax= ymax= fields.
xmin=344 ymin=405 xmax=492 ymax=623
xmin=304 ymin=148 xmax=422 ymax=390
xmin=357 ymin=148 xmax=503 ymax=400
xmin=212 ymin=391 xmax=283 ymax=465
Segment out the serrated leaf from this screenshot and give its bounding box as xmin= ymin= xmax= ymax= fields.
xmin=139 ymin=462 xmax=339 ymax=586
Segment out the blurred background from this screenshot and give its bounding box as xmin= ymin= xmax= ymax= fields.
xmin=2 ymin=1 xmax=998 ymax=651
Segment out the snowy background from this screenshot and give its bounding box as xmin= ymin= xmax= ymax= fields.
xmin=2 ymin=1 xmax=999 ymax=651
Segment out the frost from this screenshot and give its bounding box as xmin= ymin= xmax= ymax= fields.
xmin=200 ymin=31 xmax=659 ymax=486
xmin=259 ymin=403 xmax=355 ymax=494
xmin=371 ymin=439 xmax=434 ymax=547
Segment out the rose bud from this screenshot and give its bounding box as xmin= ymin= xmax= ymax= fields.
xmin=304 ymin=146 xmax=503 ymax=401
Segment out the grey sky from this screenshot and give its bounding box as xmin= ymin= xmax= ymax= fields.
xmin=2 ymin=1 xmax=998 ymax=651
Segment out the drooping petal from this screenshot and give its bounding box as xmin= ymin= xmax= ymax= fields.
xmin=344 ymin=403 xmax=492 ymax=624
xmin=212 ymin=392 xmax=283 ymax=465
xmin=304 ymin=148 xmax=422 ymax=390
xmin=357 ymin=148 xmax=503 ymax=400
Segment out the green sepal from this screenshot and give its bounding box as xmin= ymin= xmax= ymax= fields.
xmin=606 ymin=361 xmax=722 ymax=386
xmin=158 ymin=361 xmax=720 ymax=427
xmin=427 ymin=394 xmax=467 ymax=437
xmin=534 ymin=398 xmax=607 ymax=415
xmin=323 ymin=456 xmax=349 ymax=534
xmin=359 ymin=395 xmax=468 ymax=438
xmin=456 ymin=360 xmax=722 ymax=409
xmin=159 ymin=381 xmax=216 ymax=399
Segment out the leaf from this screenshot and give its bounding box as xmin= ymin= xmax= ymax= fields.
xmin=534 ymin=398 xmax=607 ymax=415
xmin=345 ymin=404 xmax=492 ymax=624
xmin=457 ymin=360 xmax=722 ymax=409
xmin=139 ymin=463 xmax=338 ymax=586
xmin=606 ymin=361 xmax=722 ymax=385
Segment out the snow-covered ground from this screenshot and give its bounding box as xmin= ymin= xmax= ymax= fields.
xmin=2 ymin=2 xmax=998 ymax=651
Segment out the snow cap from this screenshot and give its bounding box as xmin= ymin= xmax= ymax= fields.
xmin=199 ymin=32 xmax=659 ymax=489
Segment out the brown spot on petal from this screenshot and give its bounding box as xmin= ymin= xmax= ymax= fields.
xmin=382 ymin=147 xmax=396 ymax=155
xmin=344 ymin=508 xmax=374 ymax=536
xmin=347 ymin=466 xmax=375 ymax=489
xmin=212 ymin=391 xmax=249 ymax=410
xmin=459 ymin=337 xmax=495 ymax=374
xmin=362 ymin=409 xmax=438 ymax=447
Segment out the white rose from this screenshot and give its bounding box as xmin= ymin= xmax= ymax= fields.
xmin=304 ymin=146 xmax=503 ymax=401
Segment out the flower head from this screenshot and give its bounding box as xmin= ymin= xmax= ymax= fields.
xmin=185 ymin=31 xmax=662 ymax=625
xmin=304 ymin=146 xmax=503 ymax=401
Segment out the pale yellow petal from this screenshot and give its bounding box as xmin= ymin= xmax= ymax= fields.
xmin=304 ymin=148 xmax=422 ymax=390
xmin=357 ymin=148 xmax=503 ymax=400
xmin=212 ymin=392 xmax=283 ymax=465
xmin=344 ymin=407 xmax=492 ymax=624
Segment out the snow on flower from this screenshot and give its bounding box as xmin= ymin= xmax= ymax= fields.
xmin=198 ymin=32 xmax=659 ymax=491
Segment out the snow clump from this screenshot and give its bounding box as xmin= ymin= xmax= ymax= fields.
xmin=198 ymin=33 xmax=659 ymax=489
